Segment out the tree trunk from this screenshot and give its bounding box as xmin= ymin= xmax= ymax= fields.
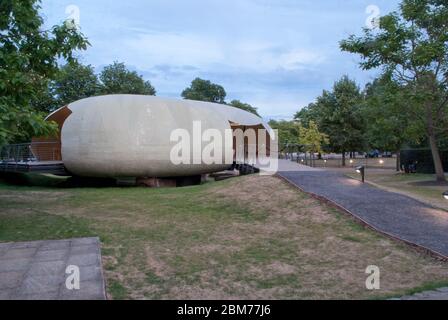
xmin=428 ymin=132 xmax=445 ymax=181
xmin=426 ymin=102 xmax=446 ymax=182
xmin=342 ymin=150 xmax=346 ymax=167
xmin=396 ymin=149 xmax=401 ymax=172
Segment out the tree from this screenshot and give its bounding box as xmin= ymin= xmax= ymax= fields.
xmin=340 ymin=0 xmax=448 ymax=181
xmin=268 ymin=120 xmax=300 ymax=147
xmin=294 ymin=102 xmax=319 ymax=127
xmin=295 ymin=76 xmax=365 ymax=166
xmin=52 ymin=62 xmax=102 ymax=109
xmin=363 ymin=75 xmax=425 ymax=170
xmin=181 ymin=78 xmax=226 ymax=104
xmin=0 ymin=0 xmax=89 ymax=145
xmin=298 ymin=120 xmax=329 ymax=166
xmin=298 ymin=120 xmax=329 ymax=154
xmin=30 ymin=80 xmax=58 ymax=114
xmin=100 ymin=62 xmax=156 ymax=95
xmin=228 ymin=100 xmax=260 ymax=116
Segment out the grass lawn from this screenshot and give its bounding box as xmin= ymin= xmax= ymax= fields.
xmin=346 ymin=170 xmax=448 ymax=211
xmin=1 ymin=173 xmax=448 ymax=299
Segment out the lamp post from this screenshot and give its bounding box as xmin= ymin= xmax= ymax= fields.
xmin=355 ymin=165 xmax=365 ymax=183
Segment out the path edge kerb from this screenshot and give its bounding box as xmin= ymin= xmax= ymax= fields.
xmin=275 ymin=173 xmax=448 ymax=262
xmin=355 ymin=176 xmax=448 ymax=214
xmin=95 ymin=236 xmax=108 ymax=300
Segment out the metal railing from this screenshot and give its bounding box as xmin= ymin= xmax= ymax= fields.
xmin=0 ymin=142 xmax=61 ymax=163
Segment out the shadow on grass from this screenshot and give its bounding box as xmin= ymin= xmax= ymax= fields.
xmin=0 ymin=172 xmax=224 ymax=189
xmin=0 ymin=172 xmax=124 ymax=189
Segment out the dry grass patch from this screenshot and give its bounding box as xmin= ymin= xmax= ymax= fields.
xmin=1 ymin=174 xmax=448 ymax=299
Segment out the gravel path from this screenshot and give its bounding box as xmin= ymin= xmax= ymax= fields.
xmin=278 ymin=167 xmax=448 ymax=300
xmin=278 ymin=170 xmax=448 ymax=258
xmin=276 ymin=159 xmax=323 ymax=172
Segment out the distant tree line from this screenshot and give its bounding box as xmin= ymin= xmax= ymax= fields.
xmin=0 ymin=1 xmax=259 ymax=146
xmin=181 ymin=77 xmax=260 ymax=116
xmin=2 ymin=0 xmax=447 ymax=182
xmin=340 ymin=0 xmax=448 ymax=182
xmin=270 ymin=0 xmax=448 ymax=182
xmin=45 ymin=63 xmax=260 ymax=116
xmin=35 ymin=61 xmax=156 ymax=113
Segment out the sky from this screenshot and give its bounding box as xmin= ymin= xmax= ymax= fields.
xmin=40 ymin=0 xmax=401 ymax=120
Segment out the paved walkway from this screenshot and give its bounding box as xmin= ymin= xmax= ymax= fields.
xmin=398 ymin=287 xmax=448 ymax=300
xmin=278 ymin=163 xmax=448 ymax=300
xmin=0 ymin=237 xmax=106 ymax=300
xmin=276 ymin=159 xmax=323 ymax=172
xmin=278 ymin=168 xmax=448 ymax=258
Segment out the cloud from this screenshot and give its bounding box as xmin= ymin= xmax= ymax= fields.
xmin=123 ymin=32 xmax=224 ymax=69
xmin=41 ymin=0 xmax=402 ymax=119
xmin=278 ymin=49 xmax=325 ymax=70
xmin=122 ymin=30 xmax=326 ymax=76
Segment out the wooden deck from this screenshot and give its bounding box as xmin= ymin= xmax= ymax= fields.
xmin=0 ymin=161 xmax=68 ymax=175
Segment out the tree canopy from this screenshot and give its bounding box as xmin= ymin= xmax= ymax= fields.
xmin=295 ymin=76 xmax=365 ymax=166
xmin=298 ymin=121 xmax=329 ymax=155
xmin=340 ymin=0 xmax=448 ymax=180
xmin=268 ymin=120 xmax=300 ymax=147
xmin=362 ymin=75 xmax=424 ymax=153
xmin=228 ymin=100 xmax=260 ymax=116
xmin=45 ymin=61 xmax=157 ymax=112
xmin=181 ymin=78 xmax=226 ymax=104
xmin=0 ymin=0 xmax=89 ymax=144
xmin=52 ymin=62 xmax=102 ymax=109
xmin=100 ymin=62 xmax=156 ymax=96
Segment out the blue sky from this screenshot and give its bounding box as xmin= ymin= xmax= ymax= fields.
xmin=41 ymin=0 xmax=401 ymax=120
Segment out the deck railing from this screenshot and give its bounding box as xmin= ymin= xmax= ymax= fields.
xmin=0 ymin=142 xmax=62 ymax=163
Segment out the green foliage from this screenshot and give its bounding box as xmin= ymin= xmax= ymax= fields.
xmin=362 ymin=75 xmax=425 ymax=152
xmin=340 ymin=0 xmax=448 ymax=180
xmin=100 ymin=62 xmax=156 ymax=96
xmin=0 ymin=0 xmax=89 ymax=144
xmin=52 ymin=62 xmax=102 ymax=109
xmin=228 ymin=100 xmax=260 ymax=116
xmin=182 ymin=78 xmax=226 ymax=104
xmin=298 ymin=120 xmax=329 ymax=154
xmin=268 ymin=120 xmax=300 ymax=146
xmin=294 ymin=103 xmax=318 ymax=128
xmin=30 ymin=81 xmax=58 ymax=114
xmin=46 ymin=61 xmax=157 ymax=111
xmin=182 ymin=79 xmax=262 ymax=116
xmin=295 ymin=76 xmax=365 ymax=155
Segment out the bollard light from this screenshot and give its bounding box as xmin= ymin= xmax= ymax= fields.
xmin=355 ymin=165 xmax=365 ymax=183
xmin=443 ymin=191 xmax=448 ymax=200
xmin=379 ymin=159 xmax=384 ymax=165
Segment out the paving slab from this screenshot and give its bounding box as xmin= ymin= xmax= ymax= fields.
xmin=0 ymin=237 xmax=106 ymax=300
